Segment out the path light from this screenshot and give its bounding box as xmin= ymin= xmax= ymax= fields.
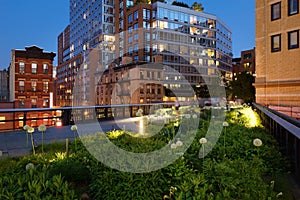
xmin=38 ymin=124 xmax=47 ymax=153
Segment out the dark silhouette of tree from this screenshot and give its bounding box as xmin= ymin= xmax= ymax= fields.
xmin=228 ymin=71 xmax=255 ymax=103
xmin=191 ymin=2 xmax=204 ymax=12
xmin=171 ymin=1 xmax=189 ymax=8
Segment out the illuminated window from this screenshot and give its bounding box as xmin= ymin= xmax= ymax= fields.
xmin=31 ymin=80 xmax=37 ymax=91
xmin=43 ymin=99 xmax=49 ymax=108
xmin=32 ymin=63 xmax=37 ymax=74
xmin=31 ymin=98 xmax=37 ymax=108
xmin=0 ymin=116 xmax=5 ymax=124
xmin=43 ymin=81 xmax=49 ymax=92
xmin=288 ymin=0 xmax=299 ymax=15
xmin=19 ymin=62 xmax=25 ymax=73
xmin=271 ymin=34 xmax=281 ymax=52
xmin=271 ymin=2 xmax=281 ymax=21
xmin=18 ymin=99 xmax=25 ymax=108
xmin=288 ymin=30 xmax=299 ymax=49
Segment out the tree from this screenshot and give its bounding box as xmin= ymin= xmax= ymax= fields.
xmin=191 ymin=2 xmax=204 ymax=12
xmin=171 ymin=1 xmax=189 ymax=8
xmin=228 ymin=71 xmax=255 ymax=103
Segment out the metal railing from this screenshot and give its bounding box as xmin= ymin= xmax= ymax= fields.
xmin=0 ymin=103 xmax=177 ymax=132
xmin=253 ymin=103 xmax=300 ymax=182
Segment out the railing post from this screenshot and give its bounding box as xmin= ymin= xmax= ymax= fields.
xmin=23 ymin=111 xmax=27 ymax=126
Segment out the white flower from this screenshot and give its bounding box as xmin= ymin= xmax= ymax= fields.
xmin=71 ymin=125 xmax=77 ymax=131
xmin=212 ymin=115 xmax=215 ymax=119
xmin=253 ymin=138 xmax=263 ymax=147
xmin=23 ymin=125 xmax=30 ymax=131
xmin=38 ymin=124 xmax=47 ymax=132
xmin=185 ymin=114 xmax=191 ymax=119
xmin=171 ymin=143 xmax=177 ymax=149
xmin=27 ymin=127 xmax=34 ymax=134
xmin=26 ymin=163 xmax=34 ymax=171
xmin=223 ymin=121 xmax=229 ymax=127
xmin=276 ymin=192 xmax=283 ymax=197
xmin=176 ymin=140 xmax=183 ymax=147
xmin=199 ymin=137 xmax=207 ymax=144
xmin=192 ymin=114 xmax=197 ymax=119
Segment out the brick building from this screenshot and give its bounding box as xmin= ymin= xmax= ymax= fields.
xmin=232 ymin=48 xmax=255 ymax=80
xmin=9 ymin=46 xmax=56 ymax=127
xmin=255 ymin=0 xmax=300 ymax=119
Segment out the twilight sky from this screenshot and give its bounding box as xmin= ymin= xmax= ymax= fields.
xmin=0 ymin=0 xmax=255 ymax=69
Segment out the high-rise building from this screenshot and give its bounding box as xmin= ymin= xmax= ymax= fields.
xmin=114 ymin=1 xmax=232 ymax=101
xmin=255 ymin=0 xmax=300 ymax=118
xmin=9 ymin=46 xmax=56 ymax=127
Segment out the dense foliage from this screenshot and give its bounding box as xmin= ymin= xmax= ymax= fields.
xmin=0 ymin=106 xmax=293 ymax=199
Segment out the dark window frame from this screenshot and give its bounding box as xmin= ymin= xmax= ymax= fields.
xmin=271 ymin=2 xmax=281 ymax=21
xmin=288 ymin=0 xmax=299 ymax=16
xmin=271 ymin=34 xmax=281 ymax=52
xmin=288 ymin=30 xmax=299 ymax=49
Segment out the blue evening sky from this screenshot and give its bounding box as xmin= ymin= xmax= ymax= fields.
xmin=0 ymin=0 xmax=255 ymax=69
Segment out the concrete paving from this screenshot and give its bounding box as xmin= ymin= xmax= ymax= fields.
xmin=0 ymin=118 xmax=141 ymax=157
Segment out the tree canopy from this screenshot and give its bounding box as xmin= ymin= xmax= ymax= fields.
xmin=228 ymin=71 xmax=255 ymax=103
xmin=171 ymin=1 xmax=189 ymax=8
xmin=191 ymin=2 xmax=204 ymax=12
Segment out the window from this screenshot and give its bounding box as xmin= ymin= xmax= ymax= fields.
xmin=31 ymin=80 xmax=37 ymax=91
xmin=134 ymin=44 xmax=139 ymax=53
xmin=128 ymin=14 xmax=133 ymax=23
xmin=134 ymin=10 xmax=138 ymax=20
xmin=288 ymin=0 xmax=299 ymax=15
xmin=43 ymin=81 xmax=49 ymax=92
xmin=19 ymin=80 xmax=25 ymax=92
xmin=19 ymin=99 xmax=25 ymax=108
xmin=0 ymin=116 xmax=5 ymax=124
xmin=133 ymin=55 xmax=139 ymax=61
xmin=43 ymin=64 xmax=48 ymax=74
xmin=129 ymin=26 xmax=132 ymax=33
xmin=134 ymin=34 xmax=138 ymax=41
xmin=288 ymin=30 xmax=299 ymax=49
xmin=134 ymin=23 xmax=138 ymax=30
xmin=32 ymin=63 xmax=37 ymax=74
xmin=19 ymin=62 xmax=25 ymax=73
xmin=128 ymin=46 xmax=133 ymax=55
xmin=143 ymin=9 xmax=150 ymax=20
xmin=271 ymin=2 xmax=281 ymax=20
xmin=271 ymin=34 xmax=281 ymax=52
xmin=43 ymin=99 xmax=49 ymax=108
xmin=31 ymin=98 xmax=37 ymax=108
xmin=128 ymin=36 xmax=132 ymax=43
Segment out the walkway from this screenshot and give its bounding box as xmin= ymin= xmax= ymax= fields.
xmin=0 ymin=118 xmax=141 ymax=157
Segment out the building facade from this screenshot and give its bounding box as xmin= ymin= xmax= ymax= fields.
xmin=255 ymin=0 xmax=300 ymax=118
xmin=0 ymin=69 xmax=9 ymax=102
xmin=115 ymin=1 xmax=232 ymax=102
xmin=9 ymin=46 xmax=56 ymax=127
xmin=232 ymin=48 xmax=255 ymax=80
